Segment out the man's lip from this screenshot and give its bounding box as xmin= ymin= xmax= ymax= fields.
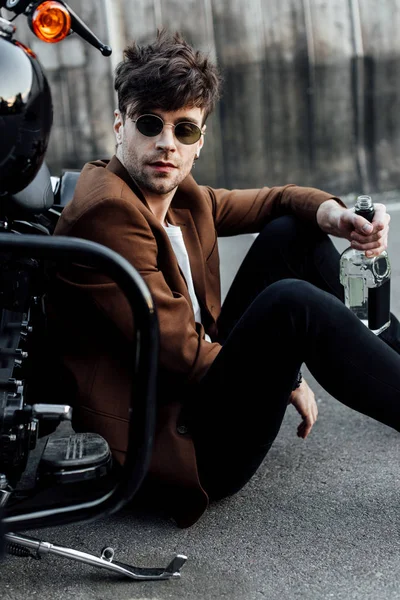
xmin=149 ymin=161 xmax=177 ymax=168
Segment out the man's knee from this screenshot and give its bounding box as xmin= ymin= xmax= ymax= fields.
xmin=263 ymin=279 xmax=328 ymax=310
xmin=266 ymin=278 xmax=314 ymax=295
xmin=260 ymin=215 xmax=299 ymax=239
xmin=256 ymin=279 xmax=344 ymax=340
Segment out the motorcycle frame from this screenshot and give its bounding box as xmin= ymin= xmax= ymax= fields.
xmin=0 ymin=233 xmax=158 ymax=532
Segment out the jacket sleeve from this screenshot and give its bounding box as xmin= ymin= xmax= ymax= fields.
xmin=58 ymin=197 xmax=221 ymax=383
xmin=203 ymin=183 xmax=346 ymax=237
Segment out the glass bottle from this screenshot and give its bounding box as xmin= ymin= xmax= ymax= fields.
xmin=339 ymin=195 xmax=391 ymax=335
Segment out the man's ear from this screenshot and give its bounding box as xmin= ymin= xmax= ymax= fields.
xmin=114 ymin=110 xmax=123 ymax=142
xmin=196 ymin=126 xmax=206 ymax=158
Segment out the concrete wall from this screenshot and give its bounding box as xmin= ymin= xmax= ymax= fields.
xmin=11 ymin=0 xmax=400 ymax=196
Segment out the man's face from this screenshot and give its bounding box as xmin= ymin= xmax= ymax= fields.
xmin=114 ymin=106 xmax=205 ymax=198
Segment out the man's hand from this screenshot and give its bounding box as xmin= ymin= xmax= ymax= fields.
xmin=289 ymin=378 xmax=318 ymax=439
xmin=316 ymin=199 xmax=390 ymax=258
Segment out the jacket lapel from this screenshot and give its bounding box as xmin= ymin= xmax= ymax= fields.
xmin=170 ymin=176 xmax=211 ymax=312
xmin=106 ymin=157 xmax=209 ymax=313
xmin=106 ymin=155 xmax=149 ymax=208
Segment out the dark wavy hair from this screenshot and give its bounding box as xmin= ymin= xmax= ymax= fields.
xmin=114 ymin=30 xmax=222 ymax=124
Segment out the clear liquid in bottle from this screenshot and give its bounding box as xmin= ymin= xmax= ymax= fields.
xmin=339 ymin=195 xmax=391 ymax=335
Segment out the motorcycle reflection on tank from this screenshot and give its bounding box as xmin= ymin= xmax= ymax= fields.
xmin=0 ymin=1 xmax=187 ymax=581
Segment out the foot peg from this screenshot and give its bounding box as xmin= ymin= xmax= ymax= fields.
xmin=5 ymin=533 xmax=187 ymax=581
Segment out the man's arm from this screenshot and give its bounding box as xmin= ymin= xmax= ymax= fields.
xmin=316 ymin=199 xmax=390 ymax=258
xmin=206 ymin=184 xmax=346 ymax=237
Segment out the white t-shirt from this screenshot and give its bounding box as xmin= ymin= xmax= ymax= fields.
xmin=163 ymin=222 xmax=211 ymax=342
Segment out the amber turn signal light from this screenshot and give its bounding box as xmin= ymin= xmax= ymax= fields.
xmin=31 ymin=1 xmax=71 ymax=43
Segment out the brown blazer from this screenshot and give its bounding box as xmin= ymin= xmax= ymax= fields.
xmin=50 ymin=155 xmax=344 ymax=527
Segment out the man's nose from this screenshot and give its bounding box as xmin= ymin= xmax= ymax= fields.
xmin=155 ymin=124 xmax=177 ymax=151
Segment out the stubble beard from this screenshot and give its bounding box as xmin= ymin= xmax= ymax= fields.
xmin=133 ymin=169 xmax=178 ymax=196
xmin=123 ymin=149 xmax=186 ymax=197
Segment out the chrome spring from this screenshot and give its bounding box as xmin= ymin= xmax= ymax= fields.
xmin=5 ymin=542 xmax=33 ymax=558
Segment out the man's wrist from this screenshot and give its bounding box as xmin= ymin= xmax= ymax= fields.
xmin=316 ymin=199 xmax=344 ymax=234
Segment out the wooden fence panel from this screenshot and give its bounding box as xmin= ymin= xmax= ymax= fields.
xmin=211 ymin=0 xmax=267 ymax=188
xmin=123 ymin=0 xmax=159 ymax=43
xmin=7 ymin=0 xmax=400 ymax=195
xmin=358 ymin=0 xmax=400 ymax=192
xmin=259 ymin=0 xmax=312 ymax=187
xmin=306 ymin=0 xmax=358 ymax=192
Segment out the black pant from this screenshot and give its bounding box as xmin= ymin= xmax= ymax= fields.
xmin=187 ymin=216 xmax=400 ymax=500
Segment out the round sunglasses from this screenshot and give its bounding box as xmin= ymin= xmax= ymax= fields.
xmin=132 ymin=114 xmax=204 ymax=145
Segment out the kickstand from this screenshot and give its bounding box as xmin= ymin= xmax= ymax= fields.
xmin=5 ymin=532 xmax=187 ymax=581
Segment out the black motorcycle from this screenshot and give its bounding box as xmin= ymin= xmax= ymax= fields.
xmin=0 ymin=0 xmax=186 ymax=581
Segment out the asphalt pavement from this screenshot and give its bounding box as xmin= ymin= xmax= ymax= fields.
xmin=1 ymin=204 xmax=400 ymax=600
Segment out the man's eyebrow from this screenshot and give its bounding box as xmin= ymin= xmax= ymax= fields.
xmin=145 ymin=110 xmax=201 ymax=125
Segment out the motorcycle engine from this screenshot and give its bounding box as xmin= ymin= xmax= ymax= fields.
xmin=0 ymin=268 xmax=39 ymax=489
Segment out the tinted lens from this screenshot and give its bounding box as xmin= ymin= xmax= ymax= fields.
xmin=136 ymin=114 xmax=163 ymax=137
xmin=174 ymin=122 xmax=202 ymax=144
xmin=135 ymin=115 xmax=202 ymax=144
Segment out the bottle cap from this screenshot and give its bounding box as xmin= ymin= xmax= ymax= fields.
xmin=354 ymin=195 xmax=374 ymax=223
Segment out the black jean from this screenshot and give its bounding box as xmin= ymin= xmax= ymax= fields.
xmin=187 ymin=216 xmax=400 ymax=500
